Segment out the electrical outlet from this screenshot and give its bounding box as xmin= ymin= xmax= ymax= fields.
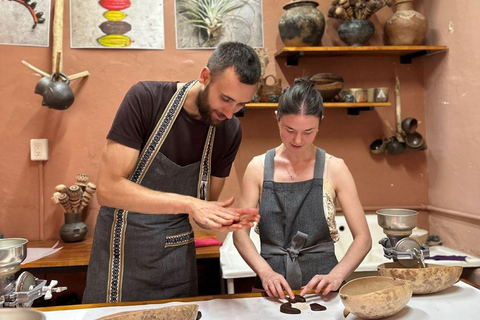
xmin=30 ymin=139 xmax=49 ymax=161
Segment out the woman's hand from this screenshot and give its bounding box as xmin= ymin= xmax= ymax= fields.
xmin=300 ymin=273 xmax=343 ymax=296
xmin=259 ymin=270 xmax=295 ymax=299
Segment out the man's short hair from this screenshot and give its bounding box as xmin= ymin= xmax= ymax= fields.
xmin=207 ymin=42 xmax=261 ymax=85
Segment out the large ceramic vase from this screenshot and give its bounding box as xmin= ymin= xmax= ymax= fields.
xmin=278 ymin=0 xmax=325 ymax=47
xmin=59 ymin=213 xmax=87 ymax=243
xmin=338 ymin=19 xmax=375 ymax=46
xmin=384 ymin=0 xmax=428 ymax=45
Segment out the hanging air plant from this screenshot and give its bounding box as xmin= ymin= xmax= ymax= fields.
xmin=178 ymin=0 xmax=247 ymax=47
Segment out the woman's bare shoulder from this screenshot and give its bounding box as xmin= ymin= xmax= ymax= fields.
xmin=326 ymin=153 xmax=347 ymax=170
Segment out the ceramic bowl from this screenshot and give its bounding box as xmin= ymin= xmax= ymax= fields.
xmin=0 ymin=309 xmax=45 ymax=320
xmin=405 ymin=132 xmax=425 ymax=149
xmin=310 ymin=73 xmax=344 ymax=101
xmin=369 ymin=138 xmax=387 ymax=154
xmin=377 ymin=262 xmax=463 ymax=294
xmin=339 ymin=276 xmax=413 ymax=319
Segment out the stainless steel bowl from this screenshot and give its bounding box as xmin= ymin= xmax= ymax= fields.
xmin=376 ymin=209 xmax=418 ymax=231
xmin=0 ymin=238 xmax=28 ymax=268
xmin=0 ymin=308 xmax=45 ymax=320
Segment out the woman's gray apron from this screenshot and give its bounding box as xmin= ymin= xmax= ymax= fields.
xmin=256 ymin=148 xmax=338 ymax=290
xmin=83 ymin=81 xmax=216 ymax=303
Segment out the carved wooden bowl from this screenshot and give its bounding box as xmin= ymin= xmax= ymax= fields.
xmin=310 ymin=73 xmax=344 ymax=101
xmin=339 ymin=276 xmax=412 ymax=319
xmin=378 ymin=262 xmax=463 ymax=294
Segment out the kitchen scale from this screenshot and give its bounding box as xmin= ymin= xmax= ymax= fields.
xmin=0 ymin=238 xmax=66 ymax=308
xmin=377 ymin=209 xmax=430 ymax=267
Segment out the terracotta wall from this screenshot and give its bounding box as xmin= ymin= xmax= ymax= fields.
xmin=1 ymin=1 xmax=435 ymax=241
xmin=422 ymin=1 xmax=480 ymax=256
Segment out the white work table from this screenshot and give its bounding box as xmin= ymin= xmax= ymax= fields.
xmin=39 ymin=280 xmax=480 ymax=320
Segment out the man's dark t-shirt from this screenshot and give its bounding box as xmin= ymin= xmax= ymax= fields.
xmin=107 ymin=81 xmax=242 ymax=177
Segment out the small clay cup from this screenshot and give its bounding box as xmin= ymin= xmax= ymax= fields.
xmin=350 ymin=88 xmax=368 ymax=102
xmin=374 ymin=87 xmax=389 ymax=102
xmin=401 ymin=117 xmax=418 ymax=134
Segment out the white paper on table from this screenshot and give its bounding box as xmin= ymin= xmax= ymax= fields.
xmin=21 ymin=241 xmax=63 ymax=265
xmin=41 ymin=282 xmax=480 ymax=320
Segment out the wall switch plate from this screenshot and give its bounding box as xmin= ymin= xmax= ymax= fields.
xmin=30 ymin=139 xmax=49 ymax=161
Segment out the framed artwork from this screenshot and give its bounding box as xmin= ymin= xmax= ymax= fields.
xmin=0 ymin=0 xmax=51 ymax=47
xmin=70 ymin=0 xmax=165 ymax=49
xmin=175 ymin=0 xmax=264 ymax=49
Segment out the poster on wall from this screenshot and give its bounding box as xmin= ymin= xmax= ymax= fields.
xmin=70 ymin=0 xmax=165 ymax=49
xmin=175 ymin=0 xmax=264 ymax=49
xmin=0 ymin=0 xmax=51 ymax=47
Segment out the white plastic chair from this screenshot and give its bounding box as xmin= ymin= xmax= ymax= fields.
xmin=219 ymin=225 xmax=260 ymax=294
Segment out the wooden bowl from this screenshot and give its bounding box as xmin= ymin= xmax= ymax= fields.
xmin=377 ymin=262 xmax=463 ymax=294
xmin=339 ymin=276 xmax=412 ymax=319
xmin=309 ymin=73 xmax=344 ymax=101
xmin=96 ymin=304 xmax=199 ymax=320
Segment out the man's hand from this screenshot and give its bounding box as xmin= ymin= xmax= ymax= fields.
xmin=190 ymin=197 xmax=259 ymax=231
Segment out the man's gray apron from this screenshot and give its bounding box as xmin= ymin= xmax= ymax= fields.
xmin=255 ymin=148 xmax=338 ymax=290
xmin=83 ymin=81 xmax=216 ymax=303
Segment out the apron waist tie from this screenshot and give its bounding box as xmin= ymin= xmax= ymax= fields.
xmin=261 ymin=231 xmax=334 ymax=289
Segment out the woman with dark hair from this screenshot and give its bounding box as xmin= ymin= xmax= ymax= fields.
xmin=233 ymin=78 xmax=371 ymax=299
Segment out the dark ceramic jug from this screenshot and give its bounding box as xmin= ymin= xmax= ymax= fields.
xmin=278 ymin=0 xmax=325 ymax=47
xmin=34 ymin=72 xmax=74 ymax=110
xmin=338 ymin=19 xmax=375 ymax=46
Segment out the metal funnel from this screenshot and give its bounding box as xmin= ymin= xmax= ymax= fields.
xmin=377 ymin=209 xmax=418 ymax=232
xmin=0 ymin=239 xmax=28 ymax=276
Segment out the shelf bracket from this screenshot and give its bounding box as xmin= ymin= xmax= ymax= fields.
xmin=286 ymin=51 xmax=304 ymax=66
xmin=347 ymin=107 xmax=373 ymax=115
xmin=400 ymin=50 xmax=431 ymax=64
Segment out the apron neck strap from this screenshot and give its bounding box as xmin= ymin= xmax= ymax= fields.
xmin=128 ymin=80 xmax=215 ymax=200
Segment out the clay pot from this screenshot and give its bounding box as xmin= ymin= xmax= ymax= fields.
xmin=384 ymin=0 xmax=428 ymax=45
xmin=309 ymin=73 xmax=344 ymax=101
xmin=378 ymin=262 xmax=463 ymax=294
xmin=339 ymin=276 xmax=413 ymax=319
xmin=386 ymin=136 xmax=406 ymax=155
xmin=35 ymin=72 xmax=75 ymax=110
xmin=338 ymin=19 xmax=375 ymax=46
xmin=257 ymin=75 xmax=282 ymax=103
xmin=278 ymin=0 xmax=325 ymax=47
xmin=59 ymin=213 xmax=87 ymax=243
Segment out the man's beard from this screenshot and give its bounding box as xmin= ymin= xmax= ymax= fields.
xmin=196 ymin=85 xmax=224 ymax=127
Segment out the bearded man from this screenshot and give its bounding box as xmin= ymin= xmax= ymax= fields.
xmin=83 ymin=42 xmax=261 ymax=303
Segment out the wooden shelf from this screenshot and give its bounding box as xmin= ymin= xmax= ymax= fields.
xmin=246 ymin=102 xmax=391 ymax=109
xmin=275 ymin=45 xmax=448 ymax=64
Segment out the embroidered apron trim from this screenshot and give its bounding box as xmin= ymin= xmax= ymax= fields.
xmin=106 ymin=81 xmax=215 ymax=303
xmin=198 ymin=126 xmax=216 ymax=200
xmin=165 ymin=230 xmax=195 ymax=248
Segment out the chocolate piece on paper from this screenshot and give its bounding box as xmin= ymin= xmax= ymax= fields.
xmin=310 ymin=303 xmax=327 ymax=311
xmin=286 ymin=294 xmax=306 ymax=303
xmin=196 ymin=310 xmax=202 ymax=320
xmin=280 ymin=302 xmax=301 ymax=314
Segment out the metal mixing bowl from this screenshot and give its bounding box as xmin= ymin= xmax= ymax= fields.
xmin=0 ymin=308 xmax=45 ymax=320
xmin=0 ymin=238 xmax=28 ymax=269
xmin=376 ymin=209 xmax=418 ymax=231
